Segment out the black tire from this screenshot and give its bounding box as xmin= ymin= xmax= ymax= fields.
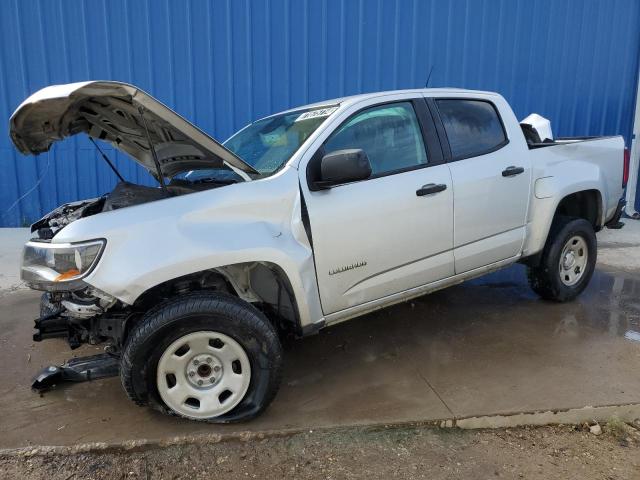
xmin=527 ymin=216 xmax=597 ymax=302
xmin=120 ymin=291 xmax=283 ymax=423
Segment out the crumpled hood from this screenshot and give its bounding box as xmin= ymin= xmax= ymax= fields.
xmin=9 ymin=81 xmax=257 ymax=178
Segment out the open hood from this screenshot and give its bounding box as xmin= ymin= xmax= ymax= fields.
xmin=9 ymin=81 xmax=258 ymax=178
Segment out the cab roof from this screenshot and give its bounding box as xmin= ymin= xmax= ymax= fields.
xmin=273 ymin=88 xmax=500 ymax=116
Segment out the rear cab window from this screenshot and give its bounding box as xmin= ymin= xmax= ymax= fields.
xmin=435 ymin=99 xmax=508 ymax=160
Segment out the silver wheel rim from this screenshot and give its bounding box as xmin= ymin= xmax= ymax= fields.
xmin=559 ymin=235 xmax=588 ymax=286
xmin=156 ymin=331 xmax=251 ymax=419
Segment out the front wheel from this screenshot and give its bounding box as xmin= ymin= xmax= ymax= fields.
xmin=120 ymin=292 xmax=283 ymax=422
xmin=527 ymin=217 xmax=597 ymax=302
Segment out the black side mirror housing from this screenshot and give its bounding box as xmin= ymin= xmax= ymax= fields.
xmin=314 ymin=149 xmax=372 ymax=189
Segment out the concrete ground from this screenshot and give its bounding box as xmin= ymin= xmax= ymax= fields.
xmin=0 ymin=222 xmax=639 ymax=450
xmin=0 ymin=228 xmax=30 ymax=294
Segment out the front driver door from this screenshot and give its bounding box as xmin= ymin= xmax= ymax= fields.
xmin=301 ymin=99 xmax=454 ymax=315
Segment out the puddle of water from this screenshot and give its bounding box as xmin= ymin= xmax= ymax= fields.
xmin=458 ymin=264 xmax=640 ymax=341
xmin=3 ymin=264 xmax=640 ymax=448
xmin=624 ymin=330 xmax=640 ymax=343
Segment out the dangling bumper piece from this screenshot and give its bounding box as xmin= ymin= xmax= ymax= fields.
xmin=31 ymin=353 xmax=120 ymax=392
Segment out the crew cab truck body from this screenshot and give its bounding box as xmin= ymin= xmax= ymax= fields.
xmin=10 ymin=82 xmax=627 ymax=422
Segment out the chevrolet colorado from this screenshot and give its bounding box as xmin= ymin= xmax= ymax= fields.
xmin=10 ymin=82 xmax=628 ymax=422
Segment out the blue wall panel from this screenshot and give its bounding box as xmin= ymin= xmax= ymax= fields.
xmin=0 ymin=0 xmax=639 ymax=226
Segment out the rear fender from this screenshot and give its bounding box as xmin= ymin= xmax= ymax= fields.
xmin=523 ymin=179 xmax=603 ymax=259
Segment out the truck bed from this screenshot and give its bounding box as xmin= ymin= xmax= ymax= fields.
xmin=527 ymin=136 xmax=620 ymax=150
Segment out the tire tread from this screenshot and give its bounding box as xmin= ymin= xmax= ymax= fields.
xmin=120 ymin=291 xmax=283 ymax=422
xmin=527 ymin=216 xmax=596 ymax=302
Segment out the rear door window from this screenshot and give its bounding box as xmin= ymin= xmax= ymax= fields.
xmin=435 ymin=99 xmax=507 ymax=160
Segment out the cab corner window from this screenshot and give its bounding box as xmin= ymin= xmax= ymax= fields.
xmin=436 ymin=99 xmax=507 ymax=160
xmin=323 ymin=102 xmax=428 ymax=177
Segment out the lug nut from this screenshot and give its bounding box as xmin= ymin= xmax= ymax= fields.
xmin=210 ymin=378 xmax=215 ymax=383
xmin=206 ymin=357 xmax=212 ymax=363
xmin=188 ymin=371 xmax=195 ymax=377
xmin=197 ymin=380 xmax=203 ymax=386
xmin=194 ymin=359 xmax=200 ymax=366
xmin=213 ymin=365 xmax=221 ymax=372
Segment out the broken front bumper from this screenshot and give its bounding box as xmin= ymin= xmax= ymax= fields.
xmin=31 ymin=292 xmax=129 ymax=392
xmin=34 ymin=292 xmax=128 ymax=348
xmin=32 ymin=353 xmax=120 ymax=392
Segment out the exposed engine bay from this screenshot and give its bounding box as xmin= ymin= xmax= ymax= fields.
xmin=31 ymin=178 xmax=234 ymax=239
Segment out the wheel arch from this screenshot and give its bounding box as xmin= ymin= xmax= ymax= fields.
xmin=131 ymin=261 xmax=309 ymax=337
xmin=554 ymin=189 xmax=603 ymax=230
xmin=522 ymin=187 xmax=603 ymax=267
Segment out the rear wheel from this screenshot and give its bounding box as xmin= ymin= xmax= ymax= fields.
xmin=120 ymin=292 xmax=283 ymax=422
xmin=527 ymin=217 xmax=597 ymax=302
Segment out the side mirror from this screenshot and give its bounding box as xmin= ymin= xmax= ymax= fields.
xmin=315 ymin=149 xmax=372 ymax=189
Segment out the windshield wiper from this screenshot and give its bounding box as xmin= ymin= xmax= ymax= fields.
xmin=193 ymin=177 xmax=238 ymax=185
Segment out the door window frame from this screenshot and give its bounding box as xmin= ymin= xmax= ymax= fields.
xmin=426 ymin=97 xmax=510 ymax=162
xmin=306 ymin=98 xmax=445 ymax=190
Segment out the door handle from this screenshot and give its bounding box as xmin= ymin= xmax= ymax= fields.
xmin=502 ymin=166 xmax=525 ymax=177
xmin=416 ymin=183 xmax=447 ymax=196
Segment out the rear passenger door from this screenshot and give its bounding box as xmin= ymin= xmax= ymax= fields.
xmin=429 ymin=97 xmax=532 ymax=274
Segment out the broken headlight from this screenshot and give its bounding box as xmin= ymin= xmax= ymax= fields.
xmin=21 ymin=239 xmax=105 ymax=291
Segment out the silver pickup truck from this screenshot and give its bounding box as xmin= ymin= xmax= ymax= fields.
xmin=10 ymin=81 xmax=628 ymax=422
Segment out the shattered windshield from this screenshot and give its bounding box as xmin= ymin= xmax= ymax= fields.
xmin=223 ymin=105 xmax=338 ymax=175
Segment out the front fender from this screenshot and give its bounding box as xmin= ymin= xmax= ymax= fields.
xmin=54 ymin=168 xmax=324 ymax=330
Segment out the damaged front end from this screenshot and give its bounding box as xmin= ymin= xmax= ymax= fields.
xmin=11 ymin=80 xmax=256 ymax=390
xmin=31 ymin=198 xmax=105 ymax=240
xmin=35 ymin=289 xmax=125 ymax=348
xmin=30 ymin=288 xmax=133 ymax=392
xmin=28 ymin=181 xmax=177 ymax=241
xmin=23 ymin=237 xmax=134 ymax=391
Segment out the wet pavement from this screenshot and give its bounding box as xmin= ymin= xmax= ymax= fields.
xmin=1 ymin=260 xmax=639 ymax=449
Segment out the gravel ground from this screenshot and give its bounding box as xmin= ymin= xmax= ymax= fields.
xmin=2 ymin=422 xmax=639 ymax=480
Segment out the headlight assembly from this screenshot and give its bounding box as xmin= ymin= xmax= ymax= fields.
xmin=21 ymin=239 xmax=105 ymax=291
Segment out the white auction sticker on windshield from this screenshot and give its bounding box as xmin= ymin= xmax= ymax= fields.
xmin=294 ymin=106 xmax=338 ymax=122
